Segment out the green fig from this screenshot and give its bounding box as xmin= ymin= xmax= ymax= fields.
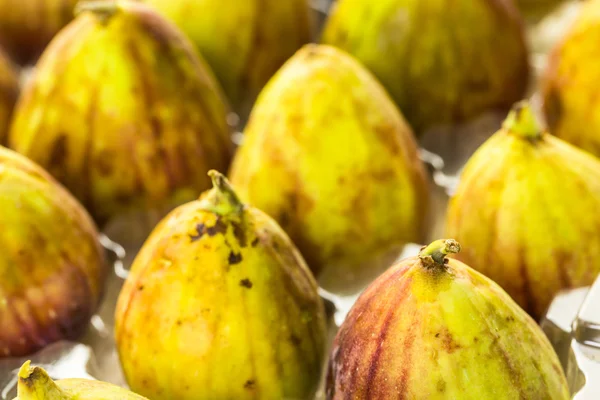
xmin=0 ymin=46 xmax=19 ymax=145
xmin=228 ymin=44 xmax=430 ymax=291
xmin=0 ymin=146 xmax=107 ymax=358
xmin=0 ymin=0 xmax=79 ymax=65
xmin=13 ymin=360 xmax=148 ymax=399
xmin=8 ymin=0 xmax=234 ymax=226
xmin=142 ymin=0 xmax=313 ymax=120
xmin=327 ymin=239 xmax=570 ymax=399
xmin=541 ymin=0 xmax=600 ymax=158
xmin=445 ymin=101 xmax=600 ymax=319
xmin=115 ymin=171 xmax=327 ymax=399
xmin=321 ymin=0 xmax=530 ymax=134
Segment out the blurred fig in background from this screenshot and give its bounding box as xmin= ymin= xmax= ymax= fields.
xmin=8 ymin=0 xmax=234 ymax=227
xmin=14 ymin=360 xmax=149 ymax=399
xmin=0 ymin=46 xmax=19 ymax=145
xmin=115 ymin=171 xmax=327 ymax=400
xmin=446 ymin=101 xmax=600 ymax=320
xmin=515 ymin=0 xmax=568 ymax=21
xmin=542 ymin=0 xmax=600 ymax=158
xmin=229 ymin=44 xmax=430 ymax=292
xmin=321 ymin=0 xmax=530 ymax=135
xmin=142 ymin=0 xmax=313 ymax=122
xmin=326 ymin=239 xmax=570 ymax=399
xmin=0 ymin=146 xmax=107 ymax=358
xmin=0 ymin=0 xmax=79 ymax=65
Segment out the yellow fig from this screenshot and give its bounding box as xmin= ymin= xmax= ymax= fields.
xmin=0 ymin=146 xmax=107 ymax=358
xmin=13 ymin=360 xmax=148 ymax=399
xmin=0 ymin=46 xmax=19 ymax=145
xmin=445 ymin=101 xmax=600 ymax=319
xmin=115 ymin=171 xmax=327 ymax=399
xmin=541 ymin=0 xmax=600 ymax=158
xmin=321 ymin=0 xmax=530 ymax=134
xmin=8 ymin=0 xmax=234 ymax=226
xmin=142 ymin=0 xmax=313 ymax=120
xmin=0 ymin=0 xmax=79 ymax=65
xmin=327 ymin=239 xmax=570 ymax=399
xmin=229 ymin=44 xmax=430 ymax=290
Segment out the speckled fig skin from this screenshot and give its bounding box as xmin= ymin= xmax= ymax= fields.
xmin=326 ymin=239 xmax=570 ymax=399
xmin=14 ymin=360 xmax=149 ymax=399
xmin=115 ymin=171 xmax=327 ymax=399
xmin=0 ymin=0 xmax=79 ymax=65
xmin=8 ymin=0 xmax=234 ymax=227
xmin=0 ymin=146 xmax=107 ymax=358
xmin=446 ymin=102 xmax=600 ymax=319
xmin=0 ymin=47 xmax=19 ymax=145
xmin=228 ymin=44 xmax=430 ymax=283
xmin=142 ymin=0 xmax=313 ymax=121
xmin=542 ymin=0 xmax=600 ymax=158
xmin=321 ymin=0 xmax=530 ymax=134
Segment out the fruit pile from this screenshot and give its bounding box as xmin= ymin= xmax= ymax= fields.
xmin=0 ymin=0 xmax=596 ymax=398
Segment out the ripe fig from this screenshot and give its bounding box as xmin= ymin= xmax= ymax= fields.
xmin=141 ymin=0 xmax=313 ymax=121
xmin=541 ymin=0 xmax=600 ymax=158
xmin=0 ymin=0 xmax=79 ymax=65
xmin=0 ymin=146 xmax=107 ymax=358
xmin=327 ymin=239 xmax=570 ymax=399
xmin=229 ymin=44 xmax=430 ymax=290
xmin=0 ymin=46 xmax=19 ymax=145
xmin=13 ymin=360 xmax=148 ymax=399
xmin=115 ymin=171 xmax=327 ymax=399
xmin=321 ymin=0 xmax=530 ymax=134
xmin=8 ymin=0 xmax=234 ymax=226
xmin=446 ymin=101 xmax=600 ymax=319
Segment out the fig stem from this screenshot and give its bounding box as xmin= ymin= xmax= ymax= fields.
xmin=74 ymin=1 xmax=121 ymax=20
xmin=418 ymin=239 xmax=460 ymax=267
xmin=17 ymin=360 xmax=70 ymax=400
xmin=502 ymin=101 xmax=542 ymax=141
xmin=199 ymin=170 xmax=244 ymax=217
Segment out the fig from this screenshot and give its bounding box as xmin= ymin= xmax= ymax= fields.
xmin=0 ymin=46 xmax=19 ymax=145
xmin=228 ymin=44 xmax=430 ymax=290
xmin=516 ymin=0 xmax=567 ymax=20
xmin=541 ymin=0 xmax=600 ymax=158
xmin=8 ymin=0 xmax=234 ymax=226
xmin=0 ymin=0 xmax=79 ymax=65
xmin=142 ymin=0 xmax=313 ymax=121
xmin=115 ymin=171 xmax=327 ymax=399
xmin=320 ymin=0 xmax=530 ymax=134
xmin=326 ymin=239 xmax=570 ymax=399
xmin=445 ymin=101 xmax=600 ymax=319
xmin=13 ymin=360 xmax=148 ymax=399
xmin=0 ymin=146 xmax=107 ymax=358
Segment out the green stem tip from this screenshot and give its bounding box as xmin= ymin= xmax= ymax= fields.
xmin=418 ymin=239 xmax=461 ymax=268
xmin=502 ymin=100 xmax=543 ymax=141
xmin=199 ymin=170 xmax=243 ymax=217
xmin=74 ymin=0 xmax=121 ymax=20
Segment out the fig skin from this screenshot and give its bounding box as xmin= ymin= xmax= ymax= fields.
xmin=0 ymin=0 xmax=79 ymax=65
xmin=8 ymin=0 xmax=234 ymax=227
xmin=327 ymin=239 xmax=570 ymax=399
xmin=542 ymin=0 xmax=600 ymax=158
xmin=0 ymin=146 xmax=107 ymax=358
xmin=13 ymin=360 xmax=149 ymax=399
xmin=142 ymin=0 xmax=313 ymax=121
xmin=321 ymin=0 xmax=530 ymax=134
xmin=115 ymin=171 xmax=327 ymax=399
xmin=228 ymin=44 xmax=430 ymax=283
xmin=0 ymin=46 xmax=19 ymax=145
xmin=446 ymin=101 xmax=600 ymax=319
xmin=516 ymin=0 xmax=567 ymax=20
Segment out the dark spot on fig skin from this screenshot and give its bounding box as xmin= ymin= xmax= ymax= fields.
xmin=189 ymin=223 xmax=205 ymax=242
xmin=228 ymin=251 xmax=242 ymax=265
xmin=251 ymin=237 xmax=259 ymax=247
xmin=176 ymin=319 xmax=182 ymax=326
xmin=138 ymin=285 xmax=144 ymax=291
xmin=290 ymin=334 xmax=301 ymax=347
xmin=232 ymin=221 xmax=247 ymax=247
xmin=437 ymin=379 xmax=447 ymax=393
xmin=240 ymin=278 xmax=252 ymax=288
xmin=244 ymin=379 xmax=255 ymax=389
xmin=206 ymin=218 xmax=227 ymax=236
